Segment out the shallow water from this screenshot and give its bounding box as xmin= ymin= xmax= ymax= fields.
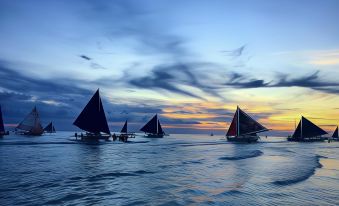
xmin=1 ymin=132 xmax=339 ymax=206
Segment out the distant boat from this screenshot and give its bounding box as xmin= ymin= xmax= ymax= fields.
xmin=0 ymin=105 xmax=9 ymax=137
xmin=210 ymin=133 xmax=214 ymax=136
xmin=140 ymin=114 xmax=165 ymax=138
xmin=226 ymin=106 xmax=269 ymax=143
xmin=73 ymin=89 xmax=111 ymax=140
xmin=117 ymin=120 xmax=135 ymax=142
xmin=287 ymin=116 xmax=327 ymax=142
xmin=16 ymin=106 xmax=44 ymax=136
xmin=44 ymin=122 xmax=56 ymax=133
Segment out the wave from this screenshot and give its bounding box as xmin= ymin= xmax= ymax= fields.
xmin=219 ymin=150 xmax=263 ymax=161
xmin=67 ymin=170 xmax=155 ymax=183
xmin=0 ymin=141 xmax=78 ymax=146
xmin=45 ymin=193 xmax=87 ymax=205
xmin=272 ymin=155 xmax=324 ymax=186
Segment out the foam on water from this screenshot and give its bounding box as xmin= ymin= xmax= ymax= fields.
xmin=1 ymin=132 xmax=339 ymax=205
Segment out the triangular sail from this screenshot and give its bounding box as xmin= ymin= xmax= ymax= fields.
xmin=226 ymin=110 xmax=237 ymax=136
xmin=140 ymin=114 xmax=158 ymax=134
xmin=238 ymin=108 xmax=268 ymax=135
xmin=332 ymin=126 xmax=338 ymax=139
xmin=292 ymin=116 xmax=327 ymax=139
xmin=121 ymin=120 xmax=128 ymax=133
xmin=17 ymin=107 xmax=44 ymax=134
xmin=44 ymin=122 xmax=55 ymax=133
xmin=0 ymin=105 xmax=5 ymax=133
xmin=226 ymin=107 xmax=268 ymax=137
xmin=73 ymin=89 xmax=110 ymax=134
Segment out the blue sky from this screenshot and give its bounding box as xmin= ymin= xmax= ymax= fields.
xmin=0 ymin=0 xmax=339 ymax=134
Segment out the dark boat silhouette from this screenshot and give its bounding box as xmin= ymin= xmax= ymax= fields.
xmin=0 ymin=105 xmax=9 ymax=137
xmin=73 ymin=89 xmax=111 ymax=140
xmin=226 ymin=106 xmax=268 ymax=143
xmin=117 ymin=120 xmax=135 ymax=142
xmin=16 ymin=106 xmax=44 ymax=136
xmin=140 ymin=114 xmax=165 ymax=138
xmin=44 ymin=122 xmax=56 ymax=133
xmin=287 ymin=116 xmax=327 ymax=142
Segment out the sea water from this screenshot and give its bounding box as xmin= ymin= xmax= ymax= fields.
xmin=1 ymin=132 xmax=339 ymax=206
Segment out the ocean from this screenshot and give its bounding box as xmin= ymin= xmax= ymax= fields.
xmin=1 ymin=132 xmax=339 ymax=206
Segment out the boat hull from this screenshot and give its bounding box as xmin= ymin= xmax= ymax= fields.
xmin=0 ymin=131 xmax=9 ymax=137
xmin=287 ymin=137 xmax=325 ymax=142
xmin=76 ymin=133 xmax=111 ymax=141
xmin=16 ymin=131 xmax=43 ymax=136
xmin=227 ymin=135 xmax=259 ymax=143
xmin=144 ymin=133 xmax=164 ymax=138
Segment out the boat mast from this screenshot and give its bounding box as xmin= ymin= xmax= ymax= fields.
xmin=156 ymin=114 xmax=158 ymax=134
xmin=237 ymin=105 xmax=239 ymax=137
xmin=301 ymin=116 xmax=303 ymax=138
xmin=98 ymin=89 xmax=100 ymax=112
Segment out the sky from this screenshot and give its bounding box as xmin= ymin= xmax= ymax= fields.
xmin=0 ymin=0 xmax=339 ymax=135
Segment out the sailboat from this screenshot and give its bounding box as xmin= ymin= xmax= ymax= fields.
xmin=140 ymin=114 xmax=165 ymax=138
xmin=73 ymin=89 xmax=111 ymax=140
xmin=44 ymin=122 xmax=56 ymax=133
xmin=16 ymin=106 xmax=44 ymax=136
xmin=0 ymin=105 xmax=9 ymax=137
xmin=118 ymin=120 xmax=135 ymax=142
xmin=226 ymin=106 xmax=269 ymax=143
xmin=287 ymin=116 xmax=327 ymax=142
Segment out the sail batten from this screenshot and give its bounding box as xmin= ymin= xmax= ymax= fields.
xmin=292 ymin=116 xmax=327 ymax=139
xmin=73 ymin=89 xmax=110 ymax=134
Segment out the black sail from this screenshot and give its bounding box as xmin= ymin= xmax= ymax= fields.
xmin=238 ymin=107 xmax=268 ymax=135
xmin=73 ymin=89 xmax=110 ymax=134
xmin=0 ymin=105 xmax=5 ymax=133
xmin=121 ymin=120 xmax=128 ymax=133
xmin=140 ymin=115 xmax=158 ymax=134
xmin=292 ymin=116 xmax=327 ymax=139
xmin=158 ymin=120 xmax=164 ymax=134
xmin=44 ymin=122 xmax=55 ymax=133
xmin=332 ymin=126 xmax=338 ymax=138
xmin=292 ymin=120 xmax=302 ymax=139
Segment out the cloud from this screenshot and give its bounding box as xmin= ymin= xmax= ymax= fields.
xmin=80 ymin=55 xmax=91 ymax=61
xmin=126 ymin=62 xmax=224 ymax=100
xmin=222 ymin=70 xmax=339 ymax=95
